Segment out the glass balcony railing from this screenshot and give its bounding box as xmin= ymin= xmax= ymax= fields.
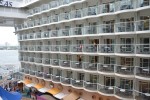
xmin=116 ymin=65 xmax=135 ymax=75
xmin=44 ymin=73 xmax=52 ymax=79
xmin=43 ymin=58 xmax=51 ymax=64
xmin=100 ymin=3 xmax=115 ymax=14
xmin=19 ymin=57 xmax=23 ymax=61
xmin=51 ymin=15 xmax=59 ymax=22
xmin=60 ymin=13 xmax=70 ymax=21
xmin=24 ymin=69 xmax=30 ymax=74
xmin=41 ymin=4 xmax=49 ymax=11
xmin=61 ymin=29 xmax=70 ymax=36
xmin=51 ymin=59 xmax=59 ymax=66
xmin=136 ymin=44 xmax=150 ymax=54
xmin=52 ymin=75 xmax=61 ymax=82
xmin=71 ymin=45 xmax=83 ymax=52
xmin=33 ymin=7 xmax=41 ymax=14
xmin=35 ymin=45 xmax=42 ymax=51
xmin=70 ymin=10 xmax=82 ymax=19
xmin=98 ymin=64 xmax=115 ymax=73
xmin=42 ymin=31 xmax=50 ymax=38
xmin=60 ymin=60 xmax=70 ymax=68
xmin=83 ymin=6 xmax=97 ymax=16
xmin=60 ymin=45 xmax=70 ymax=52
xmin=136 ymin=20 xmax=150 ymax=31
xmin=61 ymin=77 xmax=71 ymax=84
xmin=51 ymin=30 xmax=59 ymax=37
xmin=51 ymin=45 xmax=60 ymax=51
xmin=101 ymin=24 xmax=114 ymax=33
xmin=71 ymin=61 xmax=83 ymax=69
xmin=23 ymin=56 xmax=28 ymax=61
xmin=20 ymin=68 xmax=24 ymax=73
xmin=98 ymin=84 xmax=114 ymax=94
xmin=28 ymin=45 xmax=35 ymax=51
xmin=115 ymin=0 xmax=134 ymax=11
xmin=49 ymin=1 xmax=59 ymax=8
xmin=72 ymin=79 xmax=84 ymax=87
xmin=138 ymin=0 xmax=150 ymax=7
xmin=42 ymin=45 xmax=51 ymax=51
xmin=117 ymin=44 xmax=135 ymax=53
xmin=99 ymin=44 xmax=115 ymax=53
xmin=84 ymin=81 xmax=98 ymax=91
xmin=84 ymin=26 xmax=97 ymax=35
xmin=28 ymin=57 xmax=34 ymax=62
xmin=41 ymin=18 xmax=49 ymax=25
xmin=115 ymin=87 xmax=134 ymax=99
xmin=36 ymin=71 xmax=44 ymax=77
xmin=28 ymin=33 xmax=35 ymax=39
xmin=30 ymin=70 xmax=36 ymax=76
xmin=135 ymin=90 xmax=150 ymax=100
xmin=34 ymin=19 xmax=41 ymax=26
xmin=115 ymin=22 xmax=135 ymax=32
xmin=23 ymin=34 xmax=28 ymax=40
xmin=83 ymin=44 xmax=98 ymax=53
xmin=35 ymin=32 xmax=42 ymax=39
xmin=83 ymin=62 xmax=98 ymax=71
xmin=35 ymin=58 xmax=42 ymax=63
xmin=136 ymin=66 xmax=150 ymax=77
xmin=71 ymin=27 xmax=83 ymax=35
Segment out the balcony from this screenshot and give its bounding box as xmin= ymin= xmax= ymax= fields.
xmin=20 ymin=68 xmax=24 ymax=73
xmin=43 ymin=58 xmax=51 ymax=65
xmin=98 ymin=64 xmax=115 ymax=73
xmin=41 ymin=4 xmax=49 ymax=11
xmin=35 ymin=45 xmax=42 ymax=51
xmin=72 ymin=79 xmax=83 ymax=88
xmin=136 ymin=66 xmax=150 ymax=78
xmin=51 ymin=30 xmax=58 ymax=37
xmin=61 ymin=29 xmax=70 ymax=36
xmin=115 ymin=22 xmax=135 ymax=32
xmin=115 ymin=87 xmax=134 ymax=99
xmin=60 ymin=45 xmax=70 ymax=52
xmin=117 ymin=44 xmax=135 ymax=53
xmin=23 ymin=56 xmax=28 ymax=61
xmin=44 ymin=73 xmax=52 ymax=80
xmin=51 ymin=15 xmax=59 ymax=22
xmin=19 ymin=57 xmax=23 ymax=61
xmin=137 ymin=44 xmax=150 ymax=54
xmin=70 ymin=10 xmax=82 ymax=19
xmin=28 ymin=57 xmax=34 ymax=62
xmin=83 ymin=62 xmax=98 ymax=71
xmin=28 ymin=33 xmax=35 ymax=39
xmin=61 ymin=77 xmax=71 ymax=84
xmin=60 ymin=60 xmax=70 ymax=68
xmin=71 ymin=45 xmax=83 ymax=52
xmin=83 ymin=6 xmax=97 ymax=16
xmin=35 ymin=58 xmax=42 ymax=63
xmin=116 ymin=65 xmax=135 ymax=75
xmin=34 ymin=20 xmax=41 ymax=26
xmin=71 ymin=27 xmax=83 ymax=35
xmin=35 ymin=32 xmax=42 ymax=39
xmin=101 ymin=24 xmax=114 ymax=33
xmin=116 ymin=0 xmax=134 ymax=11
xmin=83 ymin=44 xmax=97 ymax=53
xmin=71 ymin=61 xmax=83 ymax=69
xmin=36 ymin=71 xmax=44 ymax=78
xmin=30 ymin=70 xmax=36 ymax=76
xmin=24 ymin=69 xmax=30 ymax=74
xmin=28 ymin=45 xmax=35 ymax=51
xmin=100 ymin=3 xmax=115 ymax=13
xmin=138 ymin=0 xmax=150 ymax=7
xmin=33 ymin=7 xmax=41 ymax=14
xmin=98 ymin=84 xmax=114 ymax=94
xmin=135 ymin=90 xmax=150 ymax=100
xmin=41 ymin=18 xmax=49 ymax=24
xmin=84 ymin=81 xmax=98 ymax=91
xmin=99 ymin=44 xmax=115 ymax=53
xmin=49 ymin=1 xmax=59 ymax=8
xmin=42 ymin=31 xmax=50 ymax=38
xmin=51 ymin=59 xmax=59 ymax=66
xmin=84 ymin=26 xmax=97 ymax=35
xmin=51 ymin=45 xmax=60 ymax=52
xmin=52 ymin=75 xmax=61 ymax=82
xmin=42 ymin=45 xmax=51 ymax=51
xmin=23 ymin=34 xmax=28 ymax=40
xmin=60 ymin=13 xmax=70 ymax=21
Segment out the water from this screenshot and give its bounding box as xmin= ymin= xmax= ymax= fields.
xmin=0 ymin=50 xmax=20 ymax=76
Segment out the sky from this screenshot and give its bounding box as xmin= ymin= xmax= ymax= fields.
xmin=0 ymin=27 xmax=18 ymax=46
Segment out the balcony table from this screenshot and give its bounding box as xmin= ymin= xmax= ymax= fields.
xmin=56 ymin=76 xmax=60 ymax=78
xmin=86 ymin=82 xmax=91 ymax=85
xmin=108 ymin=87 xmax=113 ymax=90
xmin=145 ymin=93 xmax=150 ymax=96
xmin=75 ymin=80 xmax=80 ymax=83
xmin=63 ymin=61 xmax=68 ymax=64
xmin=143 ymin=69 xmax=149 ymax=72
xmin=75 ymin=62 xmax=80 ymax=65
xmin=47 ymin=74 xmax=50 ymax=76
xmin=103 ymin=65 xmax=108 ymax=68
xmin=120 ymin=89 xmax=125 ymax=92
xmin=121 ymin=67 xmax=127 ymax=70
xmin=121 ymin=46 xmax=127 ymax=49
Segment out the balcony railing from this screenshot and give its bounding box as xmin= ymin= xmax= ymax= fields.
xmin=71 ymin=79 xmax=83 ymax=87
xmin=71 ymin=61 xmax=83 ymax=69
xmin=98 ymin=64 xmax=115 ymax=73
xmin=28 ymin=57 xmax=34 ymax=62
xmin=60 ymin=60 xmax=70 ymax=68
xmin=136 ymin=44 xmax=150 ymax=54
xmin=42 ymin=31 xmax=50 ymax=38
xmin=51 ymin=59 xmax=59 ymax=66
xmin=99 ymin=44 xmax=115 ymax=53
xmin=28 ymin=33 xmax=35 ymax=39
xmin=23 ymin=56 xmax=28 ymax=61
xmin=51 ymin=45 xmax=60 ymax=51
xmin=71 ymin=27 xmax=83 ymax=35
xmin=71 ymin=45 xmax=83 ymax=52
xmin=115 ymin=87 xmax=134 ymax=99
xmin=115 ymin=22 xmax=135 ymax=32
xmin=83 ymin=62 xmax=98 ymax=71
xmin=98 ymin=84 xmax=114 ymax=94
xmin=100 ymin=3 xmax=115 ymax=14
xmin=116 ymin=65 xmax=135 ymax=75
xmin=138 ymin=0 xmax=150 ymax=7
xmin=60 ymin=29 xmax=70 ymax=36
xmin=101 ymin=24 xmax=114 ymax=33
xmin=117 ymin=44 xmax=135 ymax=53
xmin=20 ymin=68 xmax=24 ymax=73
xmin=60 ymin=13 xmax=70 ymax=21
xmin=30 ymin=70 xmax=36 ymax=76
xmin=83 ymin=6 xmax=97 ymax=16
xmin=35 ymin=58 xmax=42 ymax=63
xmin=42 ymin=45 xmax=51 ymax=51
xmin=70 ymin=10 xmax=82 ymax=19
xmin=43 ymin=58 xmax=51 ymax=64
xmin=28 ymin=45 xmax=35 ymax=51
xmin=60 ymin=45 xmax=70 ymax=52
xmin=52 ymin=75 xmax=61 ymax=82
xmin=36 ymin=71 xmax=44 ymax=77
xmin=84 ymin=25 xmax=97 ymax=35
xmin=61 ymin=77 xmax=71 ymax=84
xmin=83 ymin=44 xmax=98 ymax=53
xmin=135 ymin=90 xmax=150 ymax=100
xmin=44 ymin=73 xmax=52 ymax=79
xmin=84 ymin=81 xmax=98 ymax=91
xmin=136 ymin=66 xmax=150 ymax=77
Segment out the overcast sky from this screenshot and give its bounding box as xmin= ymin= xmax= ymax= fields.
xmin=0 ymin=27 xmax=18 ymax=46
